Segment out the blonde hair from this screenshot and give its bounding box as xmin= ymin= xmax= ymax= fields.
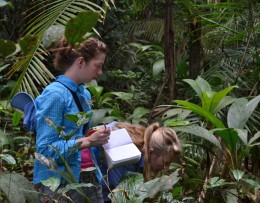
xmin=113 ymin=122 xmax=181 ymax=181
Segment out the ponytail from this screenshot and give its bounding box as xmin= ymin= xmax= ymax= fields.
xmin=143 ymin=123 xmax=160 ymax=182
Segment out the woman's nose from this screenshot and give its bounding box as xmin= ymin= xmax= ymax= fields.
xmin=98 ymin=69 xmax=103 ymax=76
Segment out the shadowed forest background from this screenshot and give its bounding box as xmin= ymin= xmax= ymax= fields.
xmin=0 ymin=0 xmax=259 ymax=202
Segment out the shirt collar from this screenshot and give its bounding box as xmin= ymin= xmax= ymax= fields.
xmin=56 ymin=75 xmax=82 ymax=92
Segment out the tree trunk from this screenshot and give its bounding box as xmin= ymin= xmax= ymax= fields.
xmin=188 ymin=16 xmax=202 ymax=79
xmin=164 ymin=0 xmax=176 ymax=101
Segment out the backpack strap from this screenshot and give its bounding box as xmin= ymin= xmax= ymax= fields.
xmin=55 ymin=81 xmax=88 ymax=133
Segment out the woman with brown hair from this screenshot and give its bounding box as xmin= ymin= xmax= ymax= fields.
xmin=34 ymin=37 xmax=110 ymax=202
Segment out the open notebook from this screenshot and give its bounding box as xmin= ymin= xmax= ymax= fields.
xmin=103 ymin=128 xmax=142 ymax=169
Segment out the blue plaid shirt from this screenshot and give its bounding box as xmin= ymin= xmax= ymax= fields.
xmin=33 ymin=75 xmax=95 ymax=184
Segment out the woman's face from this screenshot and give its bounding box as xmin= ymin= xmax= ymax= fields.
xmin=150 ymin=150 xmax=174 ymax=174
xmin=80 ymin=53 xmax=106 ymax=83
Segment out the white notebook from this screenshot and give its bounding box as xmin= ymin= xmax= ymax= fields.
xmin=103 ymin=128 xmax=142 ymax=169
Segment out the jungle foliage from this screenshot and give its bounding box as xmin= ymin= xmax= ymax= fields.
xmin=0 ymin=0 xmax=259 ymax=202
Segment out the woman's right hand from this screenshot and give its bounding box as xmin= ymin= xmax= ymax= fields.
xmin=77 ymin=127 xmax=110 ymax=149
xmin=88 ymin=127 xmax=110 ymax=146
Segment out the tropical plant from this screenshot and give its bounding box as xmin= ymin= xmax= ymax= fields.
xmin=2 ymin=0 xmax=112 ymax=99
xmin=161 ymin=76 xmax=260 ymax=202
xmin=33 ymin=112 xmax=94 ymax=202
xmin=111 ymin=171 xmax=182 ymax=203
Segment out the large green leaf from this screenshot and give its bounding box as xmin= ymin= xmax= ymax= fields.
xmin=227 ymin=95 xmax=260 ymax=129
xmin=231 ymin=170 xmax=244 ymax=181
xmin=152 ymin=58 xmax=165 ymax=77
xmin=111 ymin=92 xmax=133 ymax=100
xmin=214 ymin=128 xmax=239 ymax=151
xmin=12 ymin=111 xmax=22 ymax=126
xmin=0 ymin=173 xmax=40 ymax=203
xmin=0 ymin=154 xmax=16 ymax=164
xmin=248 ymin=131 xmax=260 ymax=146
xmin=173 ymin=100 xmax=225 ymax=128
xmin=87 ymin=85 xmax=104 ymax=98
xmin=41 ymin=177 xmax=60 ymax=192
xmin=201 ymin=91 xmax=215 ymax=112
xmin=173 ymin=125 xmax=221 ymax=149
xmin=112 ymin=172 xmax=180 ymax=202
xmin=209 ymin=86 xmax=237 ymax=113
xmin=164 ymin=119 xmax=190 ymax=127
xmin=0 ymin=39 xmax=16 ymax=57
xmin=0 ymin=0 xmax=9 ymax=7
xmin=19 ymin=35 xmax=40 ymax=55
xmin=162 ymin=108 xmax=192 ymax=120
xmin=214 ymin=96 xmax=237 ymax=114
xmin=90 ymin=108 xmax=111 ymax=127
xmin=0 ymin=129 xmax=12 ymax=150
xmin=201 ymin=86 xmax=237 ymax=113
xmin=65 ymin=11 xmax=100 ymax=45
xmin=183 ymin=76 xmax=211 ymax=99
xmin=207 ymin=177 xmax=228 ymax=188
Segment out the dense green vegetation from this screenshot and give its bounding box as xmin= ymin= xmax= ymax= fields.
xmin=0 ymin=0 xmax=259 ymax=202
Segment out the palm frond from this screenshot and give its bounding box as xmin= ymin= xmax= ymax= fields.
xmin=6 ymin=0 xmax=106 ymax=98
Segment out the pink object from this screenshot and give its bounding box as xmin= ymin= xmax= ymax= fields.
xmin=81 ymin=148 xmax=94 ymax=169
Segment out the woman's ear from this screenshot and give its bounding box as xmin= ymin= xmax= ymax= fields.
xmin=76 ymin=57 xmax=84 ymax=67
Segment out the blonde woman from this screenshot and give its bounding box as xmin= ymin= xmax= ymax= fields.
xmin=101 ymin=122 xmax=181 ymax=202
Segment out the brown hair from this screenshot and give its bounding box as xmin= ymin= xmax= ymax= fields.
xmin=113 ymin=122 xmax=181 ymax=182
xmin=53 ymin=37 xmax=106 ymax=71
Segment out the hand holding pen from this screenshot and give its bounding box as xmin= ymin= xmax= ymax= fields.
xmin=88 ymin=124 xmax=111 ymax=146
xmin=77 ymin=124 xmax=110 ymax=148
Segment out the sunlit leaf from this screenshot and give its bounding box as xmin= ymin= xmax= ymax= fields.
xmin=57 ymin=183 xmax=94 ymax=194
xmin=173 ymin=100 xmax=225 ymax=128
xmin=111 ymin=92 xmax=133 ymax=100
xmin=207 ymin=177 xmax=227 ymax=188
xmin=174 ymin=125 xmax=221 ymax=149
xmin=209 ymin=86 xmax=237 ymax=113
xmin=153 ymin=59 xmax=165 ymax=77
xmin=232 ymin=170 xmax=244 ymax=181
xmin=12 ymin=111 xmax=22 ymax=126
xmin=241 ymin=178 xmax=259 ymax=188
xmin=183 ymin=76 xmax=211 ymax=98
xmin=0 ymin=0 xmax=8 ymax=7
xmin=41 ymin=177 xmax=60 ymax=192
xmin=248 ymin=131 xmax=260 ymax=146
xmin=228 ymin=95 xmax=260 ymax=129
xmin=164 ymin=119 xmax=190 ymax=127
xmin=162 ymin=108 xmax=192 ymax=120
xmin=0 ymin=154 xmax=16 ymax=164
